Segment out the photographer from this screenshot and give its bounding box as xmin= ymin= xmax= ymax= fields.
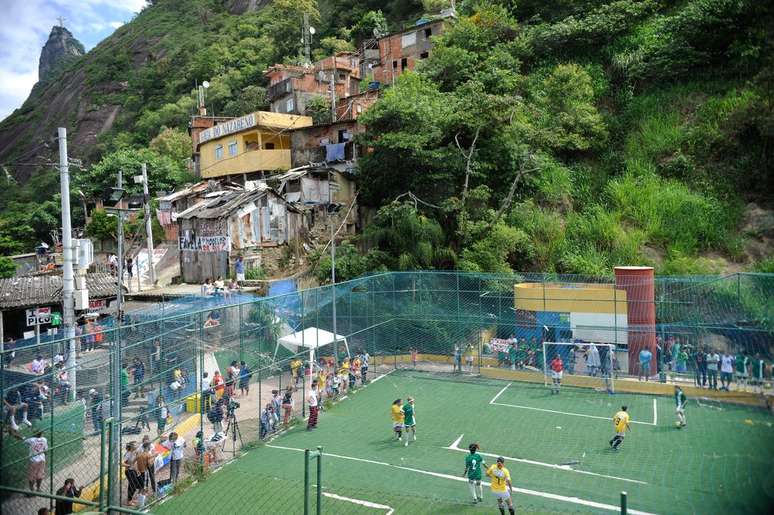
xmin=260 ymin=403 xmax=275 ymax=439
xmin=207 ymin=398 xmax=225 ymax=433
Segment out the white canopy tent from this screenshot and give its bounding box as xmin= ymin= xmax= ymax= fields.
xmin=276 ymin=327 xmax=349 ymax=391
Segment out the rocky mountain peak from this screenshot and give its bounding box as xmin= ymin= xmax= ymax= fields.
xmin=38 ymin=25 xmax=85 ymax=82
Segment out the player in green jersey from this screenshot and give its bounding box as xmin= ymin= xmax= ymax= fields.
xmin=402 ymin=397 xmax=416 ymax=446
xmin=674 ymin=385 xmax=687 ymax=428
xmin=462 ymin=443 xmax=487 ymax=503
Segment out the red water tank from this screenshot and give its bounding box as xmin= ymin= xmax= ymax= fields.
xmin=614 ymin=266 xmax=656 ymax=377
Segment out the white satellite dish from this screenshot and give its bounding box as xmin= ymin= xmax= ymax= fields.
xmin=309 ymin=26 xmax=316 ymax=35
xmin=202 ymin=81 xmax=210 ymax=88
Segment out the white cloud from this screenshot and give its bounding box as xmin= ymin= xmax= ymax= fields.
xmin=0 ymin=0 xmax=143 ymax=122
xmin=0 ymin=70 xmax=38 ymax=119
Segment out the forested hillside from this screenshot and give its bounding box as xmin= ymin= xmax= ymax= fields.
xmin=0 ymin=0 xmax=772 ymax=278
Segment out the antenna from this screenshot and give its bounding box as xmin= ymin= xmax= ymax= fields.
xmin=303 ymin=12 xmax=311 ymax=66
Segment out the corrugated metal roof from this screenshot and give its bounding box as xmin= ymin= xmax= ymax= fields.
xmin=178 ymin=187 xmax=296 ymax=220
xmin=0 ymin=273 xmax=121 ymax=310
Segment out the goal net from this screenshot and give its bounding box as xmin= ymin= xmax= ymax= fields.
xmin=542 ymin=342 xmax=616 ymax=393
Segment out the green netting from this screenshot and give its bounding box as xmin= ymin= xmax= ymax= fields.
xmin=1 ymin=271 xmax=772 ymax=514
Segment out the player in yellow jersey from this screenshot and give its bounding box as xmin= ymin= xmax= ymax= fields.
xmin=609 ymin=405 xmax=631 ymax=450
xmin=485 ymin=457 xmax=515 ymax=515
xmin=390 ymin=398 xmax=404 ymax=441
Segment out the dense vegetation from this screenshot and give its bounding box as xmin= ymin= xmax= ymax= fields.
xmin=0 ymin=0 xmax=772 ymax=280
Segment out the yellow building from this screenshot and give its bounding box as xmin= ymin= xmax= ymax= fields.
xmin=197 ymin=111 xmax=313 ymax=179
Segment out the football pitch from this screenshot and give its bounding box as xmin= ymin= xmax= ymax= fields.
xmin=153 ymin=370 xmax=774 ymax=514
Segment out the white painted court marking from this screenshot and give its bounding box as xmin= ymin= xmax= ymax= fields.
xmin=370 ymin=369 xmax=396 ymax=384
xmin=489 ymin=382 xmax=659 ymax=426
xmin=489 ymin=382 xmax=512 ymax=404
xmin=444 ymin=434 xmax=647 ymax=485
xmin=322 ymin=492 xmax=394 ymax=515
xmin=265 ymin=444 xmax=656 ymax=514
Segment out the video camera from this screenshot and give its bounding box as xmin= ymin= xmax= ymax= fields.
xmin=222 ymin=395 xmax=240 ymax=416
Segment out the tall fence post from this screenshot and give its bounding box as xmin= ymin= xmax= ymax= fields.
xmin=48 ymin=332 xmax=55 ymax=512
xmin=316 ymin=446 xmax=323 ymax=515
xmin=199 ymin=311 xmax=205 ymax=467
xmin=621 ymin=491 xmax=628 ymax=515
xmin=303 ymin=449 xmax=310 ymax=515
xmin=97 ymin=412 xmax=109 ymax=511
xmin=106 ymin=418 xmax=115 ymax=510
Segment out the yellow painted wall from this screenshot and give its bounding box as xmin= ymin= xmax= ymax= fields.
xmin=514 ymin=282 xmax=628 ymax=314
xmin=198 ymin=111 xmax=311 ymax=179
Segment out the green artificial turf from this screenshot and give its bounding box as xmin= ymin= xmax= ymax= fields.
xmin=153 ymin=370 xmax=774 ymax=514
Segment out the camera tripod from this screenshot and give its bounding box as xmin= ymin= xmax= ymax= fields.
xmin=222 ymin=411 xmax=243 ymax=457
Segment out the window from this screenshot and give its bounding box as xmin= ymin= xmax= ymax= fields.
xmin=228 ymin=141 xmax=238 ymax=157
xmin=401 ymin=57 xmax=408 ymax=70
xmin=215 ymin=145 xmax=223 ymax=160
xmin=338 ymin=73 xmax=345 ymax=81
xmin=401 ymin=32 xmax=416 ymax=48
xmin=265 ymin=142 xmax=275 ymax=150
xmin=286 ymin=97 xmax=294 ymax=112
xmin=424 ymin=28 xmax=432 ymax=38
xmin=392 ymin=60 xmax=398 ymax=69
xmin=420 ymin=52 xmax=429 ymax=59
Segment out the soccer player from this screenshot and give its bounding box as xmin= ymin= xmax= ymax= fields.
xmin=390 ymin=399 xmax=404 ymax=441
xmin=674 ymin=385 xmax=687 ymax=427
xmin=550 ymin=354 xmax=563 ymax=394
xmin=485 ymin=457 xmax=514 ymax=515
xmin=462 ymin=443 xmax=487 ymax=503
xmin=609 ymin=405 xmax=631 ymax=450
xmin=402 ymin=397 xmax=416 ymax=446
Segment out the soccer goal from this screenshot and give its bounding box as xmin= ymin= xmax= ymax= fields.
xmin=542 ymin=341 xmax=616 ymax=393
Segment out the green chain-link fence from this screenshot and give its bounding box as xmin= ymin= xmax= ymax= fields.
xmin=2 ymin=271 xmax=771 ymax=513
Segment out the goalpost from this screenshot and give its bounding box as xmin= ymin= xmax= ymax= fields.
xmin=542 ymin=342 xmax=616 ymax=393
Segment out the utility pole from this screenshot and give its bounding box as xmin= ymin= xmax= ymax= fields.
xmin=329 ymin=63 xmax=336 ymax=123
xmin=329 ymin=170 xmax=337 ymax=366
xmin=58 ymin=127 xmax=76 ymax=402
xmin=303 ymin=12 xmax=311 ymax=66
xmin=111 ymin=169 xmax=124 ymax=507
xmin=141 ymin=163 xmax=156 ymax=286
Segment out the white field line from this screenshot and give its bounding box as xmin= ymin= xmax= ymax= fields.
xmin=652 ymin=398 xmax=658 ymax=426
xmin=322 ymin=492 xmax=394 ymax=515
xmin=265 ymin=444 xmax=655 ymax=515
xmin=444 ymin=434 xmax=647 ymax=485
xmin=489 ymin=382 xmax=512 ymax=404
xmin=491 ymin=401 xmax=656 ymax=426
xmin=370 ymin=369 xmax=396 ymax=384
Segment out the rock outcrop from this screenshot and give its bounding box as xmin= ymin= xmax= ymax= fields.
xmin=38 ymin=26 xmax=85 ymax=82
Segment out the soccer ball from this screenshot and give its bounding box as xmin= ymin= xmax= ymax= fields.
xmin=675 ymin=421 xmax=682 ymax=428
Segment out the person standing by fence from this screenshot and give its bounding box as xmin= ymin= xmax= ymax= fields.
xmin=360 ymin=352 xmax=369 ymax=384
xmin=161 ymin=432 xmax=185 ymax=483
xmin=307 ymin=381 xmax=319 ymax=430
xmin=14 ymin=429 xmax=47 ymax=494
xmin=239 ymin=360 xmax=251 ymax=397
xmin=123 ymin=442 xmax=141 ymax=505
xmin=281 ymin=386 xmax=294 ymax=426
xmin=706 ymin=349 xmax=720 ymax=390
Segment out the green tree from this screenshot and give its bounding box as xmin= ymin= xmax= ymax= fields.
xmin=149 ymin=127 xmax=193 ymax=166
xmin=531 ymin=64 xmax=608 ymax=152
xmin=85 ymin=209 xmax=117 ymax=242
xmin=362 ymin=202 xmax=457 ymax=270
xmin=0 ymin=256 xmax=15 ymax=279
xmin=306 ymin=95 xmax=332 ymax=125
xmin=78 ymin=148 xmax=193 ymax=199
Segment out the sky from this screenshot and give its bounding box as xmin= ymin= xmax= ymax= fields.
xmin=0 ymin=0 xmax=148 ymax=121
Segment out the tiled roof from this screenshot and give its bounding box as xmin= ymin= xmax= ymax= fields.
xmin=0 ymin=272 xmax=120 ymax=310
